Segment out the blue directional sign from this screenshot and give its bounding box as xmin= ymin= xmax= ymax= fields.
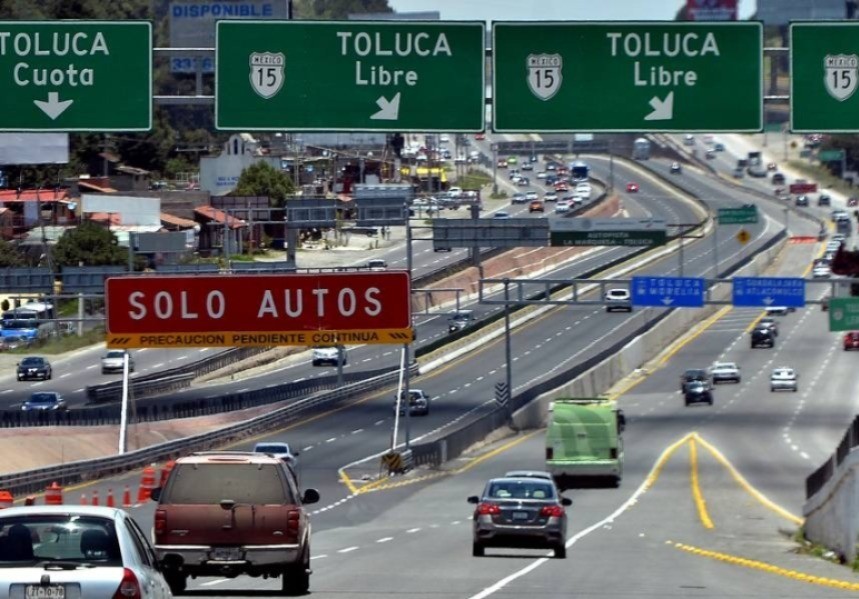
xmin=732 ymin=277 xmax=805 ymax=308
xmin=631 ymin=276 xmax=705 ymax=308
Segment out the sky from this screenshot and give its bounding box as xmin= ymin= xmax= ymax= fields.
xmin=387 ymin=0 xmax=757 ymax=21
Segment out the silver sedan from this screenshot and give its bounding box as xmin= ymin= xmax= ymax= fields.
xmin=0 ymin=505 xmax=172 ymax=598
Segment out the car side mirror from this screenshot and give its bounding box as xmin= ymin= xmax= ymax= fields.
xmin=467 ymin=495 xmax=480 ymax=504
xmin=561 ymin=497 xmax=573 ymax=506
xmin=302 ymin=488 xmax=320 ymax=505
xmin=219 ymin=499 xmax=236 ymax=510
xmin=617 ymin=410 xmax=626 ymax=433
xmin=149 ymin=487 xmax=161 ymax=502
xmin=293 ymin=451 xmax=300 ymax=457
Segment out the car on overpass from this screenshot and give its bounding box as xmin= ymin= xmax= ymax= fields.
xmin=468 ymin=475 xmax=571 ymax=558
xmin=626 ymin=182 xmax=639 ymax=193
xmin=253 ymin=441 xmax=300 ymax=469
xmin=101 ymin=349 xmax=135 ymax=374
xmin=312 ymin=347 xmax=346 ymax=367
xmin=395 ymin=389 xmax=430 ymax=416
xmin=16 ymin=356 xmax=52 ymax=381
xmin=670 ymin=162 xmax=682 ymax=174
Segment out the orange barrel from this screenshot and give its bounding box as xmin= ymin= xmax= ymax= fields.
xmin=0 ymin=490 xmax=13 ymax=509
xmin=44 ymin=481 xmax=63 ymax=505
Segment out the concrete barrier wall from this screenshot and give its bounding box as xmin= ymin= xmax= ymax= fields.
xmin=803 ymin=452 xmax=859 ymax=562
xmin=512 ymin=236 xmax=787 ymax=430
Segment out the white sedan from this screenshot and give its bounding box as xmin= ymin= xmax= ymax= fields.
xmin=770 ymin=367 xmax=798 ymax=392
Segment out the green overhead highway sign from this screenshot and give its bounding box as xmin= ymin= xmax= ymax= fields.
xmin=791 ymin=22 xmax=859 ymax=132
xmin=492 ymin=22 xmax=762 ymax=133
xmin=0 ymin=21 xmax=151 ymax=131
xmin=216 ymin=20 xmax=485 ymax=131
xmin=717 ymin=205 xmax=758 ymax=225
xmin=829 ymin=297 xmax=859 ymax=332
xmin=549 ymin=218 xmax=667 ymax=248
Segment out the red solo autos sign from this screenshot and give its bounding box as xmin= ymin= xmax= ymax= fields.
xmin=105 ymin=272 xmax=412 ymax=348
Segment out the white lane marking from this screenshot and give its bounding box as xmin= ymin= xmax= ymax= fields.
xmin=74 ymin=388 xmax=84 ymax=393
xmin=152 ymin=363 xmax=164 ymax=369
xmin=237 ymin=388 xmax=249 ymax=393
xmin=200 ymin=579 xmax=230 ymax=587
xmin=326 ymin=437 xmax=337 ymax=443
xmin=85 ymin=365 xmax=96 ymax=370
xmin=177 ymin=355 xmax=187 ymax=360
xmin=302 ymin=446 xmax=313 ymax=452
xmin=310 ymin=554 xmax=328 ymax=560
xmin=406 ymin=527 xmax=421 ymax=534
xmin=352 ymin=428 xmax=364 ymax=434
xmin=338 ymin=546 xmax=359 ymax=554
xmin=0 ymin=389 xmax=11 ymax=394
xmin=375 ymin=420 xmax=385 ymax=426
xmin=376 ymin=537 xmax=393 ymax=543
xmin=60 ymin=373 xmax=71 ymax=378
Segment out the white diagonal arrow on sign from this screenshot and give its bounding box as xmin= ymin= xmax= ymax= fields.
xmin=644 ymin=91 xmax=673 ymax=121
xmin=34 ymin=92 xmax=73 ymax=120
xmin=661 ymin=297 xmax=674 ymax=306
xmin=370 ymin=92 xmax=400 ymax=120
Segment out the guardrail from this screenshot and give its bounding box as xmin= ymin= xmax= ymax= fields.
xmin=3 ymin=366 xmax=400 ymax=428
xmin=0 ymin=363 xmax=419 ymax=496
xmin=806 ymin=415 xmax=859 ymax=498
xmin=85 ymin=347 xmax=267 ymax=403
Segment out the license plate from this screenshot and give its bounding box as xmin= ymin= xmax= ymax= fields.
xmin=26 ymin=586 xmax=65 ymax=599
xmin=210 ymin=547 xmax=242 ymax=561
xmin=512 ymin=511 xmax=529 ymax=521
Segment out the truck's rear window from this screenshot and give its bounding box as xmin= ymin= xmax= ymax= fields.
xmin=163 ymin=463 xmax=292 ymax=504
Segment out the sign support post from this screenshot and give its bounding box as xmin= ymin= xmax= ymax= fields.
xmin=118 ymin=352 xmax=130 ymax=455
xmin=503 ymin=279 xmax=514 ymax=426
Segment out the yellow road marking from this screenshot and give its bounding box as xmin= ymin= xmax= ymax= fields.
xmin=642 ymin=433 xmax=695 ymax=491
xmin=672 ymin=542 xmax=859 ymax=591
xmin=339 ymin=469 xmax=359 ymax=496
xmin=693 ymin=433 xmax=803 ymax=525
xmin=689 ymin=438 xmax=714 ymax=529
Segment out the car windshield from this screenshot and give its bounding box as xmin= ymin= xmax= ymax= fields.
xmin=0 ymin=515 xmax=121 ymax=567
xmin=105 ymin=351 xmax=126 ymax=359
xmin=20 ymin=358 xmax=44 ymax=367
xmin=27 ymin=393 xmax=56 ymax=404
xmin=163 ymin=463 xmax=292 ymax=504
xmin=255 ymin=444 xmax=290 ymax=454
xmin=487 ymin=480 xmax=556 ymax=500
xmin=688 ymin=382 xmax=706 ymax=391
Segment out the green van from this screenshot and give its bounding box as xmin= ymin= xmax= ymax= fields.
xmin=545 ymin=398 xmax=625 ymax=489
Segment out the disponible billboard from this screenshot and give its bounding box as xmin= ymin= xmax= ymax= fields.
xmin=686 ymin=0 xmax=737 ymax=20
xmin=169 ymin=0 xmax=291 ymax=73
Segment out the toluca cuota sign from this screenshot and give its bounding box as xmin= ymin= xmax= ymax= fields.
xmin=0 ymin=21 xmax=151 ymax=131
xmin=105 ymin=273 xmax=412 ymax=348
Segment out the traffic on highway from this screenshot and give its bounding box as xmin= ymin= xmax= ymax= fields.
xmin=4 ymin=5 xmax=859 ymax=599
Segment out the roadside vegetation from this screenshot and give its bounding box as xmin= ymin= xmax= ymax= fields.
xmin=458 ymin=169 xmax=493 ymax=190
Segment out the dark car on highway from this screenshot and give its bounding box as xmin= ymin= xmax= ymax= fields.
xmin=16 ymin=356 xmax=52 ymax=381
xmin=751 ymin=327 xmax=776 ymax=348
xmin=21 ymin=391 xmax=66 ymax=411
xmin=680 ymin=369 xmax=709 ymax=393
xmin=469 ymin=476 xmax=571 ymax=559
xmin=684 ymin=381 xmax=713 ymax=407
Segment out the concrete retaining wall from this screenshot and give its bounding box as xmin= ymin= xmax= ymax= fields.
xmin=803 ymin=452 xmax=859 ymax=562
xmin=512 ymin=236 xmax=787 ymax=430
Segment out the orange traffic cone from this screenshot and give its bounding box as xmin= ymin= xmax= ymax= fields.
xmin=138 ymin=466 xmax=156 ymax=502
xmin=0 ymin=490 xmax=13 ymax=509
xmin=91 ymin=489 xmax=99 ymax=506
xmin=80 ymin=493 xmax=88 ymax=505
xmin=122 ymin=485 xmax=132 ymax=508
xmin=106 ymin=488 xmax=115 ymax=508
xmin=159 ymin=460 xmax=176 ymax=487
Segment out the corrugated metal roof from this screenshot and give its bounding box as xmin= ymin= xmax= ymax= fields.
xmin=0 ymin=189 xmax=70 ymax=202
xmin=160 ymin=211 xmax=197 ymax=228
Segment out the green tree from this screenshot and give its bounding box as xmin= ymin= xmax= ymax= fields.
xmin=233 ymin=161 xmax=294 ymax=207
xmin=52 ymin=221 xmax=128 ymax=269
xmin=0 ymin=240 xmax=26 ymax=267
